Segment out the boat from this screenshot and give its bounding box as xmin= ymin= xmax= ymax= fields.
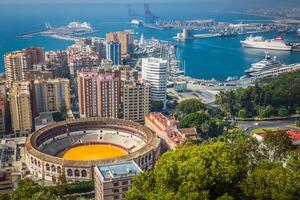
xmin=131 ymin=19 xmax=143 ymax=27
xmin=245 ymin=53 xmax=283 ymax=77
xmin=241 ymin=35 xmax=292 ymax=51
xmin=298 ymin=28 xmax=300 ymax=36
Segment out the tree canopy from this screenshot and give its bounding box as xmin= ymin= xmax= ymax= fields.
xmin=216 ymin=71 xmax=300 ymax=118
xmin=127 ymin=132 xmax=300 ymax=200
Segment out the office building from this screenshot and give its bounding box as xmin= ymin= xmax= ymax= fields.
xmin=0 ymin=83 xmax=6 ymax=137
xmin=106 ymin=30 xmax=134 ymax=55
xmin=94 ymin=161 xmax=142 ymax=200
xmin=106 ymin=42 xmax=121 ymax=65
xmin=9 ymin=81 xmax=33 ymax=136
xmin=123 ymin=82 xmax=150 ymax=123
xmin=142 ymin=58 xmax=168 ymax=105
xmin=34 ymin=78 xmax=71 ymax=113
xmin=77 ymin=69 xmax=121 ymax=118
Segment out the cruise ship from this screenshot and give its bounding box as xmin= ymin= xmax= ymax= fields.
xmin=245 ymin=53 xmax=283 ymax=77
xmin=241 ymin=35 xmax=292 ymax=51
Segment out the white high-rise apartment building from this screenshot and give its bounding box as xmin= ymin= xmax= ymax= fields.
xmin=142 ymin=58 xmax=167 ymax=105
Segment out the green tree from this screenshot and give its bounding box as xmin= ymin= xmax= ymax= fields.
xmin=10 ymin=179 xmax=42 ymax=200
xmin=263 ymin=131 xmax=292 ymax=162
xmin=242 ymin=161 xmax=300 ymax=200
xmin=175 ymin=98 xmax=204 ymax=116
xmin=238 ymin=109 xmax=247 ymax=118
xmin=126 ymin=142 xmax=241 ymax=200
xmin=61 ymin=100 xmax=68 ymax=119
xmin=258 ymin=105 xmax=273 ymax=118
xmin=277 ymin=106 xmax=289 ymax=117
xmin=180 ymin=112 xmax=210 ymax=137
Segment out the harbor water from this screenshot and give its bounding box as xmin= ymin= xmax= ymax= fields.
xmin=1 ymin=3 xmax=300 ymax=80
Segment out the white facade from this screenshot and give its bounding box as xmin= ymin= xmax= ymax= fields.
xmin=142 ymin=58 xmax=167 ymax=104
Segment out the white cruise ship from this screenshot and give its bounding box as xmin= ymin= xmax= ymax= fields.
xmin=241 ymin=35 xmax=292 ymax=51
xmin=245 ymin=53 xmax=283 ymax=77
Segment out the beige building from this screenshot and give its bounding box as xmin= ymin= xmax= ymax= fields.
xmin=94 ymin=161 xmax=142 ymax=200
xmin=5 ymin=47 xmax=45 ymax=88
xmin=9 ymin=81 xmax=33 ymax=136
xmin=122 ymin=82 xmax=150 ymax=123
xmin=34 ymin=78 xmax=71 ymax=114
xmin=4 ymin=51 xmax=31 ymax=88
xmin=106 ymin=30 xmax=134 ymax=55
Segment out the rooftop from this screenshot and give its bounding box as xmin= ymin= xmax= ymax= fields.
xmin=97 ymin=161 xmax=142 ymax=181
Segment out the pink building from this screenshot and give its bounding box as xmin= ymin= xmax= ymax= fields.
xmin=145 ymin=112 xmax=197 ymax=150
xmin=77 ymin=68 xmax=121 ymax=118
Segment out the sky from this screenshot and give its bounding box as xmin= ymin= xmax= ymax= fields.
xmin=0 ymin=0 xmax=299 ymax=10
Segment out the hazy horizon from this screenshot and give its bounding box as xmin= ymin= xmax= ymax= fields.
xmin=0 ymin=0 xmax=299 ymax=9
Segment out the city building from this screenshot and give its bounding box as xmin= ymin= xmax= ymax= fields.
xmin=9 ymin=81 xmax=33 ymax=136
xmin=4 ymin=51 xmax=31 ymax=88
xmin=94 ymin=161 xmax=142 ymax=200
xmin=123 ymin=82 xmax=150 ymax=123
xmin=4 ymin=47 xmax=45 ymax=88
xmin=142 ymin=58 xmax=168 ymax=106
xmin=106 ymin=30 xmax=134 ymax=55
xmin=34 ymin=78 xmax=71 ymax=114
xmin=106 ymin=42 xmax=121 ymax=65
xmin=68 ymin=54 xmax=100 ymax=78
xmin=0 ymin=83 xmax=7 ymax=137
xmin=145 ymin=112 xmax=197 ymax=150
xmin=23 ymin=47 xmax=45 ymax=65
xmin=77 ymin=69 xmax=121 ymax=118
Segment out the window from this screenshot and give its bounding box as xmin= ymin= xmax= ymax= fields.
xmin=122 ymin=181 xmax=128 ymax=185
xmin=122 ymin=187 xmax=128 ymax=192
xmin=57 ymin=167 xmax=62 ymax=174
xmin=46 ymin=164 xmax=50 ymax=171
xmin=113 ymin=189 xmax=119 ymax=193
xmin=113 ymin=182 xmax=119 ymax=187
xmin=51 ymin=165 xmax=56 ymax=172
xmin=114 ymin=195 xmax=119 ymax=199
xmin=81 ymin=170 xmax=87 ymax=177
xmin=67 ymin=169 xmax=73 ymax=177
xmin=74 ymin=169 xmax=80 ymax=177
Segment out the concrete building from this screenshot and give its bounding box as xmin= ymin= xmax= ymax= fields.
xmin=106 ymin=30 xmax=134 ymax=55
xmin=106 ymin=42 xmax=121 ymax=65
xmin=142 ymin=58 xmax=168 ymax=105
xmin=9 ymin=82 xmax=33 ymax=136
xmin=4 ymin=51 xmax=31 ymax=88
xmin=4 ymin=47 xmax=45 ymax=88
xmin=23 ymin=47 xmax=45 ymax=65
xmin=77 ymin=69 xmax=121 ymax=118
xmin=145 ymin=112 xmax=197 ymax=150
xmin=123 ymin=82 xmax=150 ymax=123
xmin=0 ymin=83 xmax=7 ymax=137
xmin=94 ymin=161 xmax=142 ymax=200
xmin=34 ymin=78 xmax=71 ymax=114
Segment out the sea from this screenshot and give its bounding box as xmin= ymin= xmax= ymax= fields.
xmin=1 ymin=3 xmax=300 ymax=81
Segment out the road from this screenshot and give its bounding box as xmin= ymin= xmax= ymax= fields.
xmin=237 ymin=118 xmax=300 ymax=134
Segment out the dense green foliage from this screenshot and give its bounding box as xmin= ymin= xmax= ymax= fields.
xmin=216 ymin=71 xmax=300 ymax=118
xmin=175 ymin=99 xmax=226 ymax=138
xmin=175 ymin=98 xmax=204 ymax=116
xmin=127 ymin=131 xmax=300 ymax=200
xmin=0 ymin=179 xmax=94 ymax=200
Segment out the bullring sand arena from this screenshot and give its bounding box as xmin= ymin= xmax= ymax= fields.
xmin=58 ymin=144 xmax=128 ymax=161
xmin=25 ymin=118 xmax=161 ymax=182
